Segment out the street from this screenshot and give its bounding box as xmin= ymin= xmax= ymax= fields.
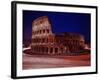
xmin=23 ymin=53 xmax=90 ymax=69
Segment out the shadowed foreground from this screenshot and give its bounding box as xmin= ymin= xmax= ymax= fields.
xmin=23 ymin=53 xmax=90 ymax=69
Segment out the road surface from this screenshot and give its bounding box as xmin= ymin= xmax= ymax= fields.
xmin=23 ymin=53 xmax=90 ymax=69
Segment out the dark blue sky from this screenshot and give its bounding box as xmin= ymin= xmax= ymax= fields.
xmin=23 ymin=10 xmax=91 ymax=43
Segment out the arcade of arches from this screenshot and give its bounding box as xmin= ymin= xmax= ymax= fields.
xmin=31 ymin=16 xmax=85 ymax=55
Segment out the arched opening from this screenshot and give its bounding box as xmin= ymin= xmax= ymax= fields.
xmin=50 ymin=47 xmax=53 ymax=53
xmin=46 ymin=47 xmax=48 ymax=53
xmin=47 ymin=29 xmax=49 ymax=33
xmin=60 ymin=48 xmax=63 ymax=53
xmin=42 ymin=47 xmax=44 ymax=53
xmin=43 ymin=29 xmax=45 ymax=33
xmin=55 ymin=48 xmax=58 ymax=53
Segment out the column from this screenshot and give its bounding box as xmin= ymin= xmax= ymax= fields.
xmin=52 ymin=47 xmax=55 ymax=54
xmin=48 ymin=47 xmax=50 ymax=54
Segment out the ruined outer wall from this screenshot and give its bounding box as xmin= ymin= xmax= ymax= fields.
xmin=31 ymin=16 xmax=86 ymax=55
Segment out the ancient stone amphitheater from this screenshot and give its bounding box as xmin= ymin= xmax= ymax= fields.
xmin=31 ymin=16 xmax=85 ymax=55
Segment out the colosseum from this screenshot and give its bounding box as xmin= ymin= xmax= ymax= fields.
xmin=31 ymin=16 xmax=86 ymax=55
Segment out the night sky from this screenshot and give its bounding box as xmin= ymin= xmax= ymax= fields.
xmin=23 ymin=10 xmax=91 ymax=43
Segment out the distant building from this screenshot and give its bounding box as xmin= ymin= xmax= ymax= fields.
xmin=31 ymin=16 xmax=86 ymax=55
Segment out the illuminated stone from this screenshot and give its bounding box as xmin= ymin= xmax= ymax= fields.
xmin=31 ymin=16 xmax=86 ymax=55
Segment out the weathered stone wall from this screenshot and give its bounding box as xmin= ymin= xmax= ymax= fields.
xmin=31 ymin=16 xmax=85 ymax=55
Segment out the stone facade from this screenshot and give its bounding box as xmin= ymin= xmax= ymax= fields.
xmin=31 ymin=16 xmax=85 ymax=55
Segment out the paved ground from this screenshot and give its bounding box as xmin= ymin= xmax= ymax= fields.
xmin=23 ymin=53 xmax=90 ymax=70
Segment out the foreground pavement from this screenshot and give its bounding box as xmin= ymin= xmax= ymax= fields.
xmin=23 ymin=53 xmax=90 ymax=69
